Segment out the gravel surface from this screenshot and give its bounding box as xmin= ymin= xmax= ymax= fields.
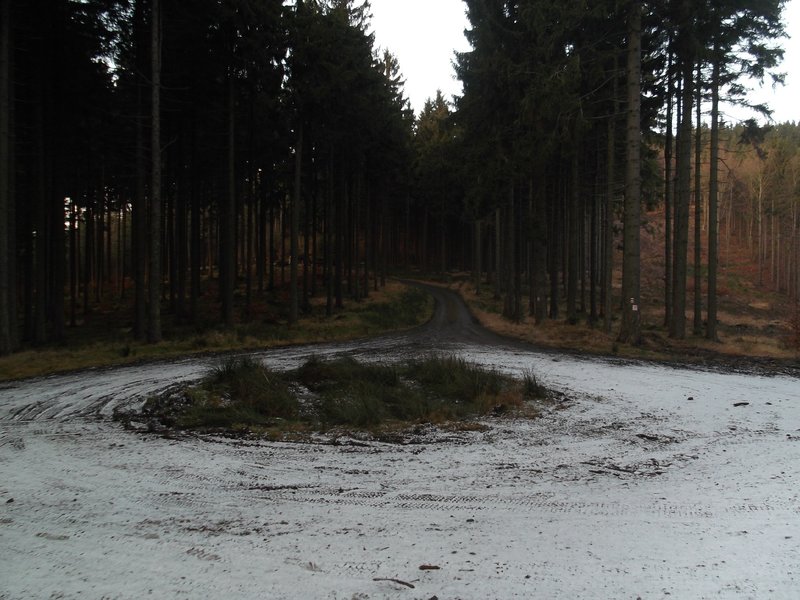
xmin=1 ymin=284 xmax=799 ymax=599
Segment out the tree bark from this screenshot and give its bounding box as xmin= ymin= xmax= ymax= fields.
xmin=532 ymin=172 xmax=548 ymax=325
xmin=549 ymin=180 xmax=560 ymax=320
xmin=133 ymin=37 xmax=147 ymax=339
xmin=220 ymin=68 xmax=236 ymax=328
xmin=603 ymin=107 xmax=616 ymax=333
xmin=189 ymin=113 xmax=200 ymax=322
xmin=693 ymin=63 xmax=703 ymax=335
xmin=290 ymin=122 xmax=302 ymax=325
xmin=48 ymin=0 xmax=65 ymax=342
xmin=663 ymin=49 xmax=674 ymax=328
xmin=567 ymin=144 xmax=579 ymax=325
xmin=494 ymin=207 xmax=501 ymax=300
xmin=70 ymin=201 xmax=77 ymax=327
xmin=33 ymin=50 xmax=47 ymax=345
xmin=147 ymin=0 xmax=162 ymax=343
xmin=670 ymin=55 xmax=693 ymax=340
xmin=0 ymin=0 xmax=12 ymax=354
xmin=706 ymin=49 xmax=720 ymax=341
xmin=618 ymin=0 xmax=642 ymax=345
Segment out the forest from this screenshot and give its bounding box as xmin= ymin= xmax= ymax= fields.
xmin=0 ymin=0 xmax=797 ymax=357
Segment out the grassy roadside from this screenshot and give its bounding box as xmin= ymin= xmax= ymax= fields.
xmin=430 ymin=274 xmax=797 ymax=365
xmin=0 ymin=282 xmax=433 ymax=382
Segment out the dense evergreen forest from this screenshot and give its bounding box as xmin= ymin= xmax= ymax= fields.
xmin=0 ymin=0 xmax=796 ymax=357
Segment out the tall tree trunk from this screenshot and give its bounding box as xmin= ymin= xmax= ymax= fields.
xmin=147 ymin=0 xmax=162 ymax=343
xmin=364 ymin=180 xmax=371 ymax=296
xmin=670 ymin=0 xmax=696 ymax=340
xmin=304 ymin=171 xmax=311 ymax=302
xmin=663 ymin=49 xmax=674 ymax=328
xmin=404 ymin=194 xmax=410 ymax=270
xmin=567 ymin=144 xmax=580 ymax=324
xmin=33 ymin=54 xmax=47 ymax=344
xmin=257 ymin=177 xmax=266 ymax=295
xmin=176 ymin=170 xmax=187 ymax=322
xmin=106 ymin=189 xmax=113 ymax=289
xmin=220 ymin=70 xmax=236 ymax=327
xmin=474 ymin=218 xmax=482 ymax=295
xmin=133 ymin=69 xmax=147 ymax=339
xmin=503 ymin=184 xmax=519 ymax=321
xmin=325 ymin=159 xmax=333 ymax=316
xmin=119 ymin=203 xmax=125 ymax=299
xmin=670 ymin=55 xmax=693 ymax=340
xmin=5 ymin=3 xmax=15 ymax=351
xmin=526 ymin=184 xmax=534 ymax=316
xmin=70 ymin=201 xmax=77 ymax=327
xmin=603 ymin=77 xmax=618 ymax=334
xmin=311 ymin=170 xmax=318 ymax=297
xmin=335 ymin=172 xmax=344 ymax=309
xmin=189 ymin=112 xmax=200 ymax=322
xmin=549 ymin=179 xmax=560 ymax=319
xmin=269 ymin=202 xmax=275 ymax=292
xmin=166 ymin=179 xmax=175 ymax=308
xmin=533 ymin=172 xmax=548 ymax=325
xmin=290 ymin=122 xmax=302 ymax=325
xmin=618 ymin=0 xmax=642 ymax=345
xmin=588 ymin=151 xmax=598 ymax=326
xmin=494 ymin=207 xmax=501 ymax=300
xmin=83 ymin=201 xmax=93 ymax=317
xmin=693 ymin=63 xmax=703 ymax=335
xmin=0 ymin=0 xmax=11 ymax=354
xmin=379 ymin=194 xmax=386 ymax=288
xmin=244 ymin=93 xmax=255 ymax=318
xmin=706 ymin=49 xmax=720 ymax=341
xmin=48 ymin=0 xmax=65 ymax=342
xmin=96 ymin=190 xmax=104 ymax=303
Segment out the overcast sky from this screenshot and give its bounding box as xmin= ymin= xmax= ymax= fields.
xmin=369 ymin=0 xmax=799 ymax=124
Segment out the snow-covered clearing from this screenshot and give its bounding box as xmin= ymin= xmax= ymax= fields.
xmin=1 ymin=324 xmax=799 ymax=598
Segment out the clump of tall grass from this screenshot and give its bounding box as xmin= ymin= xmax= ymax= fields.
xmin=297 ymin=356 xmax=427 ymax=427
xmin=406 ymin=355 xmax=513 ymax=405
xmin=153 ymin=353 xmax=548 ymax=433
xmin=521 ymin=367 xmax=548 ymax=399
xmin=178 ymin=356 xmax=298 ymax=429
xmin=296 ymin=355 xmax=401 ymax=392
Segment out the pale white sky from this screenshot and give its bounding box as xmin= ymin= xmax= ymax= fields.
xmin=369 ymin=0 xmax=798 ymax=124
xmin=369 ymin=0 xmax=469 ymax=114
xmin=733 ymin=0 xmax=799 ymax=124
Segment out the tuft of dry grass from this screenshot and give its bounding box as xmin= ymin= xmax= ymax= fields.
xmin=440 ymin=265 xmax=796 ymax=364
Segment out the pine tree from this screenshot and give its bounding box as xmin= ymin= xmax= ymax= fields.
xmin=618 ymin=0 xmax=643 ymax=345
xmin=0 ymin=0 xmax=11 ymax=354
xmin=147 ymin=0 xmax=162 ymax=343
xmin=704 ymin=0 xmax=785 ymax=341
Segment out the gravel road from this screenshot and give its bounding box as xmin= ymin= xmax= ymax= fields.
xmin=1 ymin=284 xmax=799 ymax=599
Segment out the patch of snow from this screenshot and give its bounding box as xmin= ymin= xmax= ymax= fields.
xmin=1 ymin=343 xmax=799 ymax=598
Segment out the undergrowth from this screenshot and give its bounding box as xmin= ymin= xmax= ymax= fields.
xmin=176 ymin=357 xmax=299 ymax=429
xmin=136 ymin=354 xmax=550 ymax=436
xmin=0 ymin=282 xmax=433 ymax=381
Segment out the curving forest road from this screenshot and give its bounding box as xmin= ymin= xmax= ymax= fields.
xmin=1 ymin=284 xmax=799 ymax=599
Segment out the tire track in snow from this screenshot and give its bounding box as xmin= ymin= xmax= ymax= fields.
xmin=252 ymin=487 xmax=800 ymax=518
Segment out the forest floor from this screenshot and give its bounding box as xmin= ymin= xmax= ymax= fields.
xmin=0 ymin=281 xmax=433 ymax=381
xmin=443 ymin=208 xmax=799 ymax=371
xmin=2 ymin=207 xmax=796 ymax=382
